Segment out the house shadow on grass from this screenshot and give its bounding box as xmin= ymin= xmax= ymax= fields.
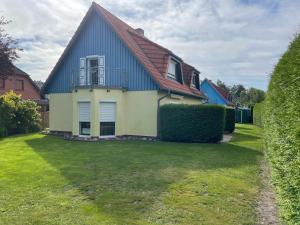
xmin=25 ymin=132 xmax=263 ymax=224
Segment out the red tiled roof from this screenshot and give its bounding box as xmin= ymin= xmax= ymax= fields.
xmin=93 ymin=3 xmax=205 ymax=98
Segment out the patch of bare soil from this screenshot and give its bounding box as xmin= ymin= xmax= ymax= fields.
xmin=257 ymin=158 xmax=280 ymax=225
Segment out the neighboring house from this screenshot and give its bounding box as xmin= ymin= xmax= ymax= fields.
xmin=0 ymin=66 xmax=41 ymax=100
xmin=200 ymin=79 xmax=234 ymax=107
xmin=42 ymin=2 xmax=206 ymax=139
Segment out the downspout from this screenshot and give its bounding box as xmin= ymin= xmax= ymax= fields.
xmin=157 ymin=89 xmax=171 ymax=139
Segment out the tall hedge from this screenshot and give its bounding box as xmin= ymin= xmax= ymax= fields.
xmin=224 ymin=108 xmax=235 ymax=133
xmin=264 ymin=34 xmax=300 ymax=224
xmin=253 ymin=102 xmax=264 ymax=127
xmin=160 ymin=104 xmax=225 ymax=143
xmin=0 ymin=91 xmax=41 ymax=137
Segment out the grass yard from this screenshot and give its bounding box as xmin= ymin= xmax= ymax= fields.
xmin=0 ymin=124 xmax=263 ymax=225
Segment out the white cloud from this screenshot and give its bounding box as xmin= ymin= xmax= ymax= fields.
xmin=1 ymin=0 xmax=299 ymax=90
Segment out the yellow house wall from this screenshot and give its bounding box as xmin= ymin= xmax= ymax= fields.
xmin=48 ymin=93 xmax=73 ymax=132
xmin=72 ymin=89 xmax=158 ymax=137
xmin=49 ymin=90 xmax=203 ymax=137
xmin=159 ymin=91 xmax=203 ymax=105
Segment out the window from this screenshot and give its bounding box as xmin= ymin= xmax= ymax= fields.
xmin=191 ymin=72 xmax=196 ymax=87
xmin=79 ymin=56 xmax=105 ymax=86
xmin=99 ymin=102 xmax=116 ymax=137
xmin=0 ymin=78 xmax=5 ymax=89
xmin=15 ymin=79 xmax=24 ymax=91
xmin=78 ymin=102 xmax=91 ymax=136
xmin=167 ymin=60 xmax=177 ymax=79
xmin=89 ymin=58 xmax=99 ymax=85
xmin=100 ymin=122 xmax=115 ymax=136
xmin=79 ymin=122 xmax=91 ymax=136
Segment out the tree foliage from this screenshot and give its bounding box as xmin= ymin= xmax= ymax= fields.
xmin=0 ymin=16 xmax=22 ymax=78
xmin=215 ymin=81 xmax=265 ymax=107
xmin=0 ymin=91 xmax=41 ymax=137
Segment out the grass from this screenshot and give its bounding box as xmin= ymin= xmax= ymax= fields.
xmin=0 ymin=124 xmax=263 ymax=225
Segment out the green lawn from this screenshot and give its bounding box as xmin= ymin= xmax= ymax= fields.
xmin=0 ymin=124 xmax=263 ymax=225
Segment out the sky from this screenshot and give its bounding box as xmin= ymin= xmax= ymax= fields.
xmin=1 ymin=0 xmax=300 ymax=90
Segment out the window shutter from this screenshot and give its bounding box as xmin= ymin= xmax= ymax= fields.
xmin=79 ymin=58 xmax=86 ymax=85
xmin=98 ymin=56 xmax=105 ymax=85
xmin=79 ymin=102 xmax=90 ymax=122
xmin=99 ymin=102 xmax=115 ymax=122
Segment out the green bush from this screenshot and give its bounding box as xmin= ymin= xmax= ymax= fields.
xmin=253 ymin=102 xmax=264 ymax=127
xmin=0 ymin=91 xmax=41 ymax=137
xmin=160 ymin=104 xmax=225 ymax=143
xmin=224 ymin=108 xmax=235 ymax=133
xmin=264 ymin=34 xmax=300 ymax=224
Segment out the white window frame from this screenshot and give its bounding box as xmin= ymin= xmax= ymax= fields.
xmin=167 ymin=59 xmax=177 ymax=79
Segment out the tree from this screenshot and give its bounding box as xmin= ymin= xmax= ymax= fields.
xmin=0 ymin=16 xmax=22 ymax=79
xmin=216 ymin=80 xmax=265 ymax=107
xmin=247 ymin=87 xmax=265 ymax=104
xmin=216 ymin=79 xmax=230 ymax=94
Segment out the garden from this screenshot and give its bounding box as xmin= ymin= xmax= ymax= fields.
xmin=0 ymin=124 xmax=263 ymax=225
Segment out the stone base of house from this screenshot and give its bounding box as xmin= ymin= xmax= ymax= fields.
xmin=46 ymin=130 xmax=158 ymax=142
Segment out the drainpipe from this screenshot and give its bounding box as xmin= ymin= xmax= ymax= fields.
xmin=157 ymin=89 xmax=171 ymax=139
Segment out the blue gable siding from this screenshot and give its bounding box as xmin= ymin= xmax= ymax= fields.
xmin=200 ymin=80 xmax=227 ymax=105
xmin=44 ymin=10 xmax=158 ymax=94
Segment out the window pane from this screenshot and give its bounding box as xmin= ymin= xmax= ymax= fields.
xmin=80 ymin=122 xmax=90 ymax=135
xmin=91 ymin=68 xmax=98 ymax=84
xmin=100 ymin=122 xmax=115 ymax=136
xmin=168 ymin=60 xmax=176 ymax=78
xmin=90 ymin=59 xmax=98 ymax=68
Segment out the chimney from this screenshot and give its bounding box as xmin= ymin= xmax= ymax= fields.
xmin=135 ymin=28 xmax=144 ymax=36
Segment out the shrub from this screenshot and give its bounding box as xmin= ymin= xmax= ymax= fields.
xmin=0 ymin=91 xmax=41 ymax=137
xmin=253 ymin=102 xmax=264 ymax=127
xmin=160 ymin=104 xmax=225 ymax=143
xmin=224 ymin=108 xmax=235 ymax=133
xmin=264 ymin=34 xmax=300 ymax=224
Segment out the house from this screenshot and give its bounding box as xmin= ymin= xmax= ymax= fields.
xmin=0 ymin=66 xmax=41 ymax=100
xmin=42 ymin=2 xmax=206 ymax=139
xmin=200 ymin=79 xmax=234 ymax=107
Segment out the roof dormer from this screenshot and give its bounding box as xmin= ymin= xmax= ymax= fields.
xmin=167 ymin=58 xmax=183 ymax=84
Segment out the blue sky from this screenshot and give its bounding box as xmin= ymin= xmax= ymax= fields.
xmin=1 ymin=0 xmax=300 ymax=90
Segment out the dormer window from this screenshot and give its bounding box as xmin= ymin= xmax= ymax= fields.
xmin=191 ymin=72 xmax=196 ymax=87
xmin=167 ymin=60 xmax=177 ymax=80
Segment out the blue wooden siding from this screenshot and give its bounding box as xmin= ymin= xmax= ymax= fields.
xmin=44 ymin=9 xmax=158 ymax=94
xmin=200 ymin=80 xmax=227 ymax=105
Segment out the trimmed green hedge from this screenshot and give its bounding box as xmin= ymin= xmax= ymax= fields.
xmin=224 ymin=108 xmax=235 ymax=133
xmin=264 ymin=34 xmax=300 ymax=224
xmin=253 ymin=102 xmax=264 ymax=127
xmin=160 ymin=104 xmax=225 ymax=143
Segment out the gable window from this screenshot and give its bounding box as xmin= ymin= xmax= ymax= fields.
xmin=0 ymin=78 xmax=5 ymax=89
xmin=79 ymin=56 xmax=105 ymax=86
xmin=89 ymin=58 xmax=99 ymax=85
xmin=15 ymin=79 xmax=24 ymax=91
